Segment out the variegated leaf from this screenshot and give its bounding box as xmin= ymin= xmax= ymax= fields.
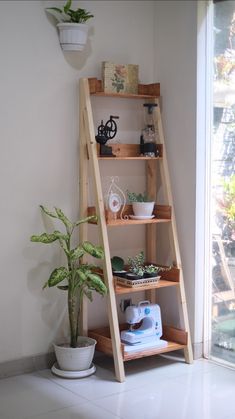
xmin=87 ymin=273 xmax=107 ymax=295
xmin=82 ymin=241 xmax=104 ymax=259
xmin=74 ymin=215 xmax=97 ymax=227
xmin=55 ymin=208 xmax=73 ymax=231
xmin=57 ymin=285 xmax=69 ymax=290
xmin=48 ymin=267 xmax=69 ymax=287
xmin=83 ymin=289 xmax=93 ymax=301
xmin=40 ymin=205 xmax=57 ymax=218
xmin=70 ymin=246 xmax=85 ymax=262
xmin=31 ymin=233 xmax=59 ymax=244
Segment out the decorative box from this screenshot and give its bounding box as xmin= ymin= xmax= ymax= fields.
xmin=102 ymin=61 xmax=139 ymax=94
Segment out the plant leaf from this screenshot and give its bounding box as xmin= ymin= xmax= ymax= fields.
xmin=40 ymin=205 xmax=57 ymax=218
xmin=30 ymin=231 xmax=69 ymax=244
xmin=64 ymin=0 xmax=72 ymax=13
xmin=87 ymin=273 xmax=107 ymax=295
xmin=74 ymin=215 xmax=97 ymax=227
xmin=76 ymin=268 xmax=88 ymax=282
xmin=83 ymin=289 xmax=92 ymax=301
xmin=48 ymin=267 xmax=69 ymax=287
xmin=82 ymin=241 xmax=104 ymax=259
xmin=55 ymin=207 xmax=73 ymax=231
xmin=31 ymin=233 xmax=59 ymax=244
xmin=70 ymin=246 xmax=85 ymax=262
xmin=57 ymin=285 xmax=69 ymax=290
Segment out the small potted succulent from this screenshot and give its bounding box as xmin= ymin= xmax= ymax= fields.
xmin=30 ymin=205 xmax=107 ymax=377
xmin=127 ymin=251 xmax=146 ymax=279
xmin=45 ymin=0 xmax=94 ymax=51
xmin=126 ymin=190 xmax=155 ymax=218
xmin=112 ymin=251 xmax=171 ymax=281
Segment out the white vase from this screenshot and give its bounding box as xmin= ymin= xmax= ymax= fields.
xmin=54 ymin=337 xmax=96 ymax=371
xmin=57 ymin=23 xmax=89 ymax=51
xmin=132 ymin=202 xmax=154 ymax=217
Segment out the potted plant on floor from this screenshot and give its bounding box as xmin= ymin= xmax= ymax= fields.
xmin=45 ymin=0 xmax=94 ymax=51
xmin=126 ymin=190 xmax=155 ymax=218
xmin=30 ymin=205 xmax=107 ymax=377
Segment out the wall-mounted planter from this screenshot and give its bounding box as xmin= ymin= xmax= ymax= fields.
xmin=57 ymin=22 xmax=89 ymax=51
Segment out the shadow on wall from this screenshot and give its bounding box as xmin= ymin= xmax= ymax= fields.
xmin=44 ymin=4 xmax=93 ymax=70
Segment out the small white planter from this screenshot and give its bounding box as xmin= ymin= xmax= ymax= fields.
xmin=132 ymin=202 xmax=154 ymax=217
xmin=57 ymin=23 xmax=89 ymax=51
xmin=54 ymin=337 xmax=96 ymax=371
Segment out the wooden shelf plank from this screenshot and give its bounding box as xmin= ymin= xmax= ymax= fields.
xmin=98 ymin=156 xmax=163 ymax=160
xmin=106 ymin=218 xmax=171 ymax=227
xmin=123 ymin=341 xmax=186 ymax=361
xmin=91 ymin=92 xmax=160 ymax=99
xmin=87 ymin=204 xmax=171 ymax=226
xmin=96 ymin=143 xmax=163 ymax=159
xmin=88 ymin=78 xmax=160 ymax=98
xmin=114 ymin=279 xmax=179 ymax=295
xmin=89 ymin=324 xmax=187 ymax=361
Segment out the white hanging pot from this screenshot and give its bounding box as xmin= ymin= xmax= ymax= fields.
xmin=57 ymin=23 xmax=89 ymax=51
xmin=54 ymin=337 xmax=96 ymax=371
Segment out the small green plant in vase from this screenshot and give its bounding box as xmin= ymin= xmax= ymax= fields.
xmin=45 ymin=0 xmax=94 ymax=51
xmin=126 ymin=190 xmax=155 ymax=218
xmin=30 ymin=205 xmax=107 ymax=374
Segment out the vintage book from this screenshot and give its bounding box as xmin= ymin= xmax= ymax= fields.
xmin=102 ymin=61 xmax=139 ymax=94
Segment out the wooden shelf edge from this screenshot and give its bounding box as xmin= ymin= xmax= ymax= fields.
xmin=123 ymin=341 xmax=186 ymax=361
xmin=87 ymin=204 xmax=171 ymax=226
xmin=98 ymin=156 xmax=163 ymax=161
xmin=114 ymin=278 xmax=179 ymax=295
xmin=88 ymin=77 xmax=160 ymax=98
xmin=96 ymin=143 xmax=163 ymax=159
xmin=88 ymin=325 xmax=187 ymax=361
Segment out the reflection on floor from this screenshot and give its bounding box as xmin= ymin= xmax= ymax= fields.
xmin=0 ymin=354 xmax=235 ymax=419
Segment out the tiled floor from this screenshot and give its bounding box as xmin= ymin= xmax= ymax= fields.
xmin=0 ymin=354 xmax=234 ymax=419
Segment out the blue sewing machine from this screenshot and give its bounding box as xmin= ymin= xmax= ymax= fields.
xmin=121 ymin=301 xmax=168 ymax=352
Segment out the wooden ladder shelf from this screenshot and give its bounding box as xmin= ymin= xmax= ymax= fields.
xmin=79 ymin=77 xmax=193 ymax=382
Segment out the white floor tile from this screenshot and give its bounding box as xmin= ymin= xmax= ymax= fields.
xmin=0 ymin=372 xmax=87 ymax=419
xmin=94 ymin=375 xmax=233 ymax=419
xmin=0 ymin=357 xmax=234 ymax=419
xmin=30 ymin=401 xmax=119 ymax=419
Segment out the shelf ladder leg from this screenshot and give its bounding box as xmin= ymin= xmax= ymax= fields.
xmin=153 ymin=98 xmax=193 ymax=364
xmin=79 ymin=78 xmax=125 ymax=382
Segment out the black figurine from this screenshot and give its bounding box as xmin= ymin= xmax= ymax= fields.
xmin=96 ymin=115 xmax=119 ymax=156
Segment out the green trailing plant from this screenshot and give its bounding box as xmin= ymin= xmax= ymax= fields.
xmin=144 ymin=264 xmax=170 ymax=275
xmin=30 ymin=205 xmax=107 ymax=348
xmin=127 ymin=251 xmax=171 ymax=277
xmin=127 ymin=251 xmax=145 ymax=276
xmin=45 ymin=0 xmax=94 ymax=24
xmin=126 ymin=190 xmax=152 ymax=203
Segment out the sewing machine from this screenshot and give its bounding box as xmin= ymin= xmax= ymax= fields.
xmin=121 ymin=301 xmax=168 ymax=352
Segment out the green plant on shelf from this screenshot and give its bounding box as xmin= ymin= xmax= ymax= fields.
xmin=126 ymin=190 xmax=152 ymax=203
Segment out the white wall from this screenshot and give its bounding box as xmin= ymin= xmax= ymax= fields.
xmin=0 ymin=0 xmax=156 ymax=363
xmin=154 ymin=1 xmax=197 ymax=342
xmin=0 ymin=0 xmax=199 ymax=365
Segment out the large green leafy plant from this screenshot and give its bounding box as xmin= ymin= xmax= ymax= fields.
xmin=31 ymin=205 xmax=107 ymax=348
xmin=45 ymin=0 xmax=94 ymax=23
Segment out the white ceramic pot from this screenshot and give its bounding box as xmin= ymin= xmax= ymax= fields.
xmin=54 ymin=337 xmax=97 ymax=371
xmin=132 ymin=202 xmax=154 ymax=217
xmin=57 ymin=23 xmax=89 ymax=51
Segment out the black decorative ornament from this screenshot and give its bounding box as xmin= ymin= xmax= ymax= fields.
xmin=95 ymin=115 xmax=119 ymax=157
